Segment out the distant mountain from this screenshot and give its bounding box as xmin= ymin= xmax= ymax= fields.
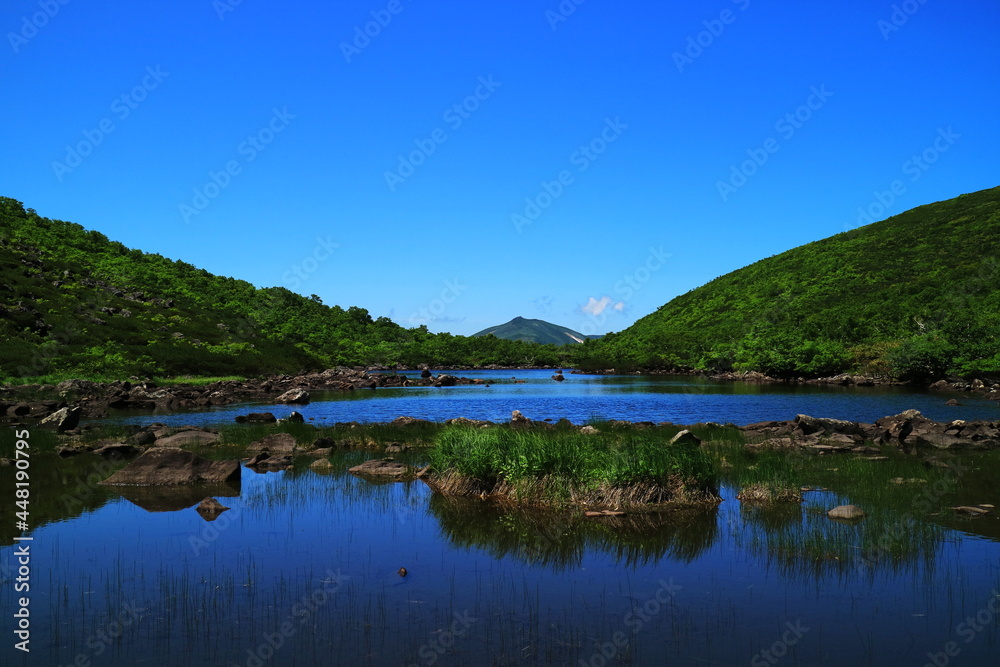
xmin=473 ymin=317 xmax=599 ymax=346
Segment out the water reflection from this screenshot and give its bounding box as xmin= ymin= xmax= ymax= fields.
xmin=428 ymin=495 xmax=719 ymax=569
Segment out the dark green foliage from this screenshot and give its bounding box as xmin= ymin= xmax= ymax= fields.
xmin=581 ymin=186 xmax=1000 ymax=380
xmin=0 ymin=197 xmax=569 ymax=380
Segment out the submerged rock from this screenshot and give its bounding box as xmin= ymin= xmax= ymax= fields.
xmin=196 ymin=497 xmax=230 ymax=520
xmin=827 ymin=504 xmax=865 ymax=520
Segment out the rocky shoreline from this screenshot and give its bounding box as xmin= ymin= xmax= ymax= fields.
xmin=571 ymin=367 xmax=1000 ymax=398
xmin=0 ymin=366 xmax=493 ymax=423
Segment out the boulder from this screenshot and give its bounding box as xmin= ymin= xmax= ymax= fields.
xmin=94 ymin=443 xmax=140 ymax=460
xmin=349 ymin=458 xmax=412 ymax=478
xmin=275 ymin=388 xmax=310 ymax=405
xmin=38 ymin=406 xmax=81 ymax=433
xmin=511 ymin=410 xmax=531 ymax=427
xmin=99 ymin=448 xmax=240 ymax=486
xmin=155 ymin=430 xmax=220 ymax=448
xmin=285 ymin=411 xmax=305 ymax=423
xmin=945 ymin=399 xmax=961 ymax=406
xmin=247 ymin=433 xmax=298 ymax=454
xmin=873 ymin=410 xmax=1000 ymax=450
xmin=434 ymin=375 xmax=458 ymax=387
xmin=668 ymin=430 xmax=701 ymax=447
xmin=794 ymin=414 xmax=866 ymax=438
xmin=125 ymin=430 xmax=157 ymax=446
xmin=391 ymin=416 xmax=433 ymax=428
xmin=579 ymin=425 xmax=599 ymax=435
xmin=827 ymin=504 xmax=865 ymax=520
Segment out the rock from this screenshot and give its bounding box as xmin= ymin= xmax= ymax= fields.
xmin=794 ymin=414 xmax=866 ymax=438
xmin=275 ymin=388 xmax=310 ymax=405
xmin=385 ymin=443 xmax=408 ymax=454
xmin=827 ymin=504 xmax=865 ymax=520
xmin=155 ymin=430 xmax=221 ymax=448
xmin=247 ymin=433 xmax=298 ymax=454
xmin=235 ymin=412 xmax=277 ymax=424
xmin=99 ymin=448 xmax=240 ymax=486
xmin=945 ymin=399 xmax=961 ymax=406
xmin=285 ymin=411 xmax=305 ymax=423
xmin=313 ymin=437 xmax=336 ymax=449
xmin=579 ymin=425 xmax=599 ymax=435
xmin=38 ymin=406 xmax=81 ymax=433
xmin=94 ymin=444 xmax=140 ymax=460
xmin=511 ymin=410 xmax=531 ymax=427
xmin=125 ymin=430 xmax=157 ymax=446
xmin=668 ymin=430 xmax=701 ymax=447
xmin=56 ymin=446 xmax=82 ymax=458
xmin=873 ymin=410 xmax=1000 ymax=450
xmin=309 ymin=458 xmax=334 ymax=472
xmin=349 ymin=458 xmax=412 ymax=478
xmin=445 ymin=417 xmax=493 ymax=428
xmin=552 ymin=373 xmax=565 ymax=382
xmin=420 ymin=369 xmax=433 ymax=378
xmin=952 ymin=506 xmax=990 ymax=516
xmin=247 ymin=452 xmax=270 ymax=466
xmin=434 ymin=374 xmax=458 ymax=387
xmin=890 ymin=477 xmax=927 ymax=485
xmin=196 ymin=497 xmax=230 ymax=520
xmin=391 ymin=416 xmax=433 ymax=428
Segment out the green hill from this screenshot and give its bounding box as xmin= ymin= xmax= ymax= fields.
xmin=473 ymin=316 xmax=598 ymax=346
xmin=0 ymin=197 xmax=567 ymax=381
xmin=577 ymin=186 xmax=1000 ymax=380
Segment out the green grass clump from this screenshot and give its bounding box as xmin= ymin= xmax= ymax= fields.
xmin=427 ymin=426 xmax=719 ymax=508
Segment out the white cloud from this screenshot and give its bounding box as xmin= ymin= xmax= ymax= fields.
xmin=582 ymin=296 xmax=625 ymax=317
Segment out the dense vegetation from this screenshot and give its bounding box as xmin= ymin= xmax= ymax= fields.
xmin=473 ymin=316 xmax=597 ymax=346
xmin=580 ymin=186 xmax=1000 ymax=380
xmin=0 ymin=197 xmax=568 ymax=381
xmin=428 ymin=424 xmax=719 ymax=508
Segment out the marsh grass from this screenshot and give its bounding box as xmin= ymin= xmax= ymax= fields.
xmin=427 ymin=425 xmax=719 ymax=509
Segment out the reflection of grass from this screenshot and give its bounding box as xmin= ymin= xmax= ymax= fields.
xmin=708 ymin=440 xmax=970 ymax=574
xmin=429 ymin=495 xmax=719 ymax=568
xmin=427 ymin=425 xmax=719 ymax=509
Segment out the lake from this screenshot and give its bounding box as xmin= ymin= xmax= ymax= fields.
xmin=4 ymin=373 xmax=999 ymax=666
xmin=101 ymin=370 xmax=999 ymax=428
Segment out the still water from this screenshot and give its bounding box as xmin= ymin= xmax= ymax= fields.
xmin=105 ymin=370 xmax=1000 ymax=427
xmin=3 ymin=373 xmax=999 ymax=665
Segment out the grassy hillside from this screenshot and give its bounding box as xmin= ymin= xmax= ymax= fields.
xmin=473 ymin=316 xmax=595 ymax=346
xmin=0 ymin=197 xmax=566 ymax=381
xmin=578 ymin=186 xmax=1000 ymax=380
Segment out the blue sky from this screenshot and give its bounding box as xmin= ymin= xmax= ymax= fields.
xmin=2 ymin=0 xmax=997 ymax=337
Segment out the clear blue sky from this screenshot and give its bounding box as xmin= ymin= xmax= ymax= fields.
xmin=3 ymin=0 xmax=997 ymax=336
